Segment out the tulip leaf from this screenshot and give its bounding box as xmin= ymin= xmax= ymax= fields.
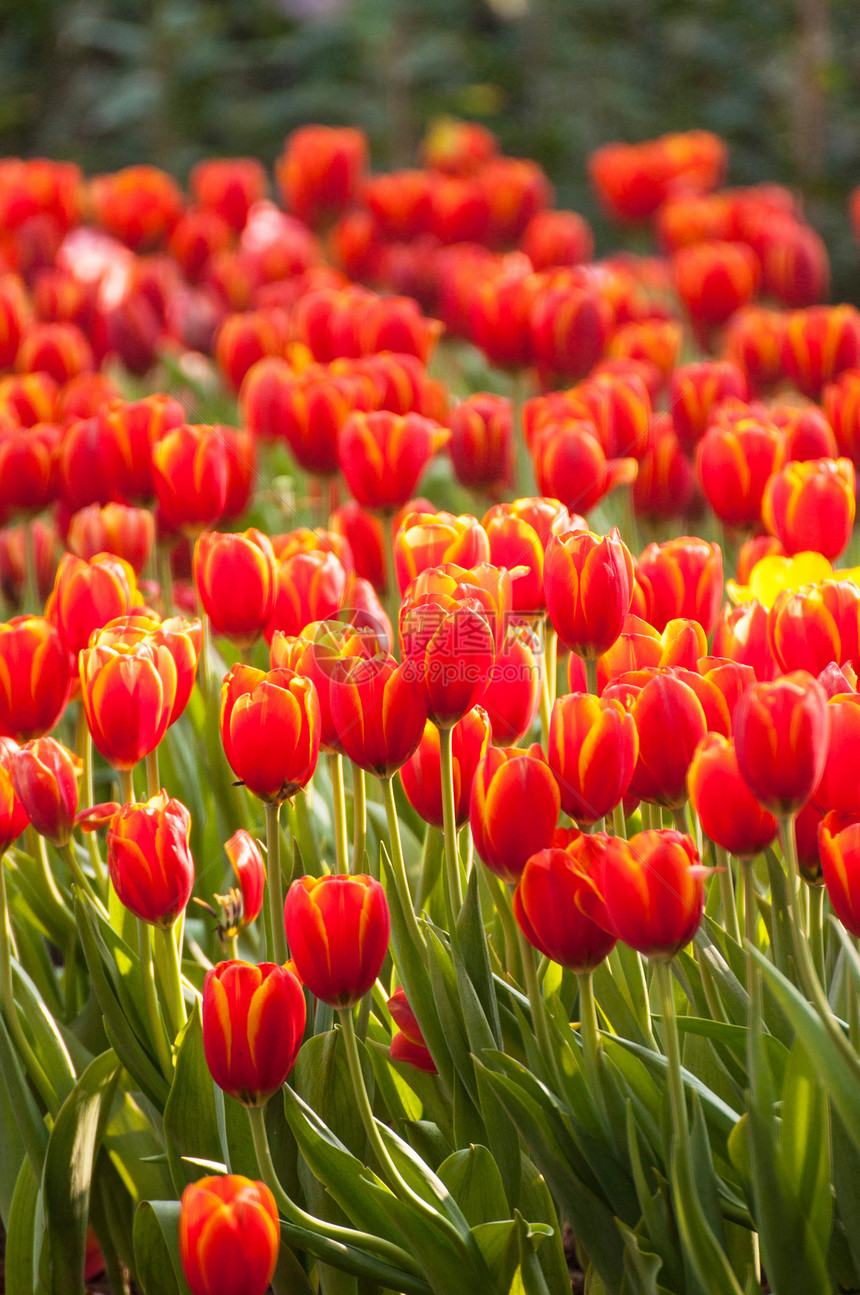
xmin=615 ymin=1221 xmax=664 ymax=1295
xmin=454 ymin=867 xmax=501 ymax=1046
xmin=42 ymin=1048 xmax=121 ymax=1295
xmin=4 ymin=1157 xmax=40 ymax=1295
xmin=437 ymin=1145 xmax=509 ymax=1227
xmin=132 ymin=1199 xmax=184 ymax=1295
xmin=163 ymin=1002 xmax=223 ymax=1193
xmin=425 ymin=927 xmax=479 ymax=1102
xmin=11 ymin=962 xmax=77 ymax=1109
xmin=0 ymin=1002 xmax=50 ymax=1173
xmin=607 ymin=1035 xmax=739 ymax=1146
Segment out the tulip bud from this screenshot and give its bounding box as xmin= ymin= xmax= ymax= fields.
xmin=670 ymin=360 xmax=748 ymax=451
xmin=734 ymin=672 xmax=829 ymax=816
xmin=544 ymin=528 xmax=634 ymax=658
xmin=212 ymin=829 xmax=266 ymax=939
xmin=762 ymin=457 xmax=855 ymax=561
xmin=276 ymin=125 xmax=367 ymax=228
xmin=202 ymin=960 xmax=305 ymax=1105
xmin=819 ymin=810 xmax=860 ymax=937
xmin=687 ymin=733 xmax=778 ymax=857
xmin=608 ymin=669 xmax=707 ymax=809
xmin=330 ymin=652 xmax=426 ymax=777
xmin=0 ymin=738 xmax=29 ymax=854
xmin=399 ymin=590 xmax=496 ymax=729
xmin=768 ymin=579 xmax=860 ymax=677
xmin=547 ymin=692 xmax=638 ymax=825
xmin=107 ymin=792 xmax=195 ymax=927
xmin=387 ymin=986 xmax=437 ymax=1073
xmin=672 ymin=239 xmax=759 ymax=329
xmin=180 ymin=1175 xmax=280 ymax=1295
xmin=514 ymin=840 xmax=617 ymax=972
xmin=338 ymin=411 xmax=448 ymax=513
xmin=67 ymin=502 xmax=155 ymax=576
xmin=400 ymin=708 xmax=489 ymax=829
xmin=595 ymin=829 xmax=706 ymax=959
xmin=696 ymin=417 xmax=780 ymax=530
xmin=636 ymin=537 xmax=723 ymax=635
xmin=191 ymin=157 xmax=267 ymax=231
xmin=48 ymin=551 xmax=141 ymax=662
xmin=448 ymin=393 xmax=513 ymax=496
xmin=780 ymin=305 xmax=860 ymax=398
xmin=80 ymin=629 xmax=177 ymax=772
xmin=11 ymin=736 xmax=78 ymax=847
xmin=284 ymin=873 xmax=390 ymax=1008
xmin=194 ymin=529 xmax=276 ymax=647
xmin=220 ymin=666 xmax=320 ymax=804
xmin=394 ymin=511 xmax=490 ymax=595
xmin=470 ymin=744 xmax=560 ymax=883
xmin=0 ymin=615 xmax=72 ymax=740
xmin=812 ymin=694 xmax=860 ymax=815
xmin=151 ymin=423 xmax=229 ymax=537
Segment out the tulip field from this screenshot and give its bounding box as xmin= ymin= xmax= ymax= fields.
xmin=3 ymin=121 xmax=860 ymax=1295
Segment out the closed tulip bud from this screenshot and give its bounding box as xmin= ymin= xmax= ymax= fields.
xmin=214 ymin=310 xmax=289 ymax=393
xmin=696 ymin=417 xmax=780 ymax=530
xmin=90 ymin=165 xmax=182 ymax=251
xmin=734 ymin=671 xmax=829 ymax=816
xmin=531 ymin=274 xmax=612 ymax=382
xmin=16 ymin=320 xmax=94 ymax=386
xmin=761 ymin=222 xmax=829 ymax=308
xmin=48 ymin=551 xmax=141 ymax=661
xmin=762 ymin=457 xmax=855 ymax=561
xmin=364 ymin=169 xmax=432 ymax=239
xmin=0 ymin=615 xmax=71 ymax=740
xmin=101 ymin=393 xmax=185 ymax=502
xmin=0 ymin=420 xmax=59 ymax=516
xmin=330 ymin=502 xmax=386 ymax=593
xmin=0 ymin=738 xmax=29 ymax=854
xmin=0 ymin=274 xmax=30 ymax=369
xmin=79 ymin=628 xmax=177 ymax=771
xmin=470 ymin=744 xmax=560 ymax=883
xmin=670 ymin=360 xmax=748 ymax=451
xmin=56 ymin=413 xmax=125 ymax=514
xmin=387 ymin=985 xmax=436 ymax=1072
xmin=11 ymin=736 xmax=78 ymax=847
xmin=607 ymin=319 xmax=682 ymax=388
xmin=548 ymin=692 xmax=638 ymax=824
xmin=394 ymin=511 xmax=490 ymax=595
xmin=220 ymin=829 xmax=266 ymax=935
xmin=67 ymin=502 xmax=155 ymax=575
xmin=193 ymin=529 xmax=276 ymax=647
xmin=272 ymin=619 xmax=376 ymax=755
xmin=533 ymin=419 xmax=636 ymax=516
xmin=637 ymin=537 xmax=723 ymax=635
xmin=824 ymin=369 xmax=860 ymax=467
xmin=781 ymin=305 xmax=860 ymax=398
xmin=191 ymin=157 xmax=267 ymax=231
xmin=266 ymin=548 xmax=348 ymax=644
xmin=107 ymin=792 xmax=194 ymax=927
xmin=168 ymin=207 xmax=232 ymax=282
xmin=632 ymin=417 xmax=697 ymax=522
xmin=399 ymin=592 xmax=496 ymax=729
xmin=284 ymin=873 xmax=390 ymax=1008
xmin=521 ymin=209 xmax=594 ymax=270
xmin=152 ymin=423 xmax=229 ymax=537
xmin=544 ymin=528 xmax=634 ymax=658
xmin=469 ymin=264 xmax=538 ymax=371
xmin=819 ymin=810 xmax=860 ymax=936
xmin=771 ymin=405 xmax=838 ymax=469
xmin=722 ymin=305 xmax=786 ymax=395
xmin=713 ymin=599 xmax=778 ymax=681
xmin=400 ymin=708 xmax=489 ymax=829
xmin=221 ymin=665 xmax=320 ymax=804
xmin=481 ymin=622 xmax=541 ymax=746
xmin=338 ymin=411 xmax=448 ymax=513
xmin=276 ymin=125 xmax=367 ymax=228
xmin=672 ymin=240 xmax=759 ymax=329
xmin=331 ymin=652 xmax=426 ymax=777
xmin=768 ymin=580 xmax=860 ymax=676
xmin=812 ymin=695 xmax=860 ymax=814
xmin=0 ymin=521 xmax=57 ymax=612
xmin=696 ymin=658 xmax=757 ymax=727
xmin=687 ymin=734 xmax=778 ymax=857
xmin=448 ymin=393 xmax=513 ymax=496
xmin=513 ymin=840 xmax=616 ymax=972
xmin=0 ymin=372 xmax=58 ymax=427
xmin=202 ymin=960 xmax=305 ymax=1105
xmin=180 ymin=1175 xmax=280 ymax=1295
xmin=612 ymin=669 xmax=708 ymax=808
xmin=482 ymin=497 xmax=576 ymax=615
xmin=595 ymin=830 xmax=706 ymax=959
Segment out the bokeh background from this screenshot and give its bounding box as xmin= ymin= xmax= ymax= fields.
xmin=2 ymin=0 xmax=859 ymax=293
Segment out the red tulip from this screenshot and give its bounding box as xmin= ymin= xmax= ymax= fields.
xmin=513 ymin=840 xmax=616 ymax=972
xmin=687 ymin=733 xmax=778 ymax=856
xmin=202 ymin=960 xmax=305 ymax=1105
xmin=544 ymin=528 xmax=634 ymax=658
xmin=48 ymin=551 xmax=141 ymax=661
xmin=179 ymin=1175 xmax=280 ymax=1295
xmin=194 ymin=529 xmax=276 ymax=647
xmin=338 ymin=411 xmax=447 ymax=513
xmin=400 ymin=708 xmax=489 ymax=829
xmin=636 ymin=537 xmax=723 ymax=635
xmin=284 ymin=873 xmax=390 ymax=1008
xmin=762 ymin=457 xmax=855 ymax=561
xmin=0 ymin=615 xmax=72 ymax=739
xmin=594 ymin=829 xmax=705 ymax=959
xmin=734 ymin=671 xmax=829 ymax=816
xmin=107 ymin=792 xmax=195 ymax=927
xmin=151 ymin=424 xmax=229 ymax=537
xmin=330 ymin=652 xmax=426 ymax=778
xmin=819 ymin=810 xmax=860 ymax=937
xmin=220 ymin=666 xmax=320 ymax=804
xmin=0 ymin=738 xmax=29 ymax=854
xmin=11 ymin=736 xmax=78 ymax=847
xmin=470 ymin=744 xmax=560 ymax=883
xmin=547 ymin=692 xmax=638 ymax=825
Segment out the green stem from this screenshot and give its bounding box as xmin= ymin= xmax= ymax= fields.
xmin=808 ymin=883 xmax=825 ymax=981
xmin=23 ymin=518 xmax=40 ymax=614
xmin=516 ymin=918 xmax=562 ymax=1090
xmin=584 ymin=655 xmax=599 ymax=697
xmin=382 ymin=513 xmax=400 ymax=655
xmin=538 ymin=626 xmax=552 ymax=751
xmin=330 ymin=753 xmax=348 ymax=875
xmin=76 ymin=708 xmax=106 ymax=889
xmin=351 ymin=762 xmax=366 ymax=873
xmin=31 ymin=830 xmax=73 ymax=927
xmin=200 ymin=611 xmax=213 ymax=701
xmin=158 ymin=544 xmax=175 ymax=617
xmin=438 ymin=725 xmax=463 ymax=919
xmin=715 ymin=845 xmax=741 ymax=945
xmin=672 ymin=803 xmax=691 ymax=835
xmin=611 ymin=803 xmax=627 ymax=839
xmin=654 ymin=959 xmax=689 ymax=1155
xmin=741 ymin=856 xmax=761 ymax=1019
xmin=381 ymin=778 xmax=425 ymax=951
xmin=119 ymin=767 xmax=135 ymax=806
xmin=155 ymin=923 xmax=187 ymax=1039
xmin=0 ymin=855 xmax=55 ymax=1104
xmin=577 ymin=969 xmax=610 ymax=1130
xmin=482 ymin=868 xmax=520 ymax=978
xmin=545 ymin=626 xmax=558 ymax=710
xmin=266 ymin=802 xmax=288 ymax=965
xmin=145 ymin=747 xmax=161 ymax=800
xmin=138 ymin=919 xmax=173 ymax=1075
xmin=247 ymin=1102 xmax=424 ymax=1279
xmin=58 ymin=842 xmax=108 ymax=918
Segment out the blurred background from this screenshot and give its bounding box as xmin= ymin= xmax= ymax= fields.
xmin=2 ymin=0 xmax=859 ymax=293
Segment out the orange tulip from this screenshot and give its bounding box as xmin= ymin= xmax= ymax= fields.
xmin=687 ymin=733 xmax=778 ymax=856
xmin=284 ymin=872 xmax=390 ymax=1008
xmin=220 ymin=665 xmax=320 ymax=804
xmin=469 ymin=744 xmax=560 ymax=883
xmin=202 ymin=960 xmax=305 ymax=1105
xmin=180 ymin=1175 xmax=280 ymax=1295
xmin=547 ymin=692 xmax=638 ymax=825
xmin=762 ymin=457 xmax=855 ymax=560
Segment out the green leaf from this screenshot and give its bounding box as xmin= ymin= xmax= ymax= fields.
xmin=4 ymin=1157 xmax=40 ymax=1295
xmin=163 ymin=1002 xmax=223 ymax=1193
xmin=616 ymin=1221 xmax=663 ymax=1295
xmin=454 ymin=867 xmax=501 ymax=1046
xmin=831 ymin=1110 xmax=860 ymax=1280
xmin=133 ymin=1199 xmax=185 ymax=1295
xmin=0 ymin=1005 xmax=49 ymax=1172
xmin=42 ymin=1049 xmax=121 ymax=1295
xmin=437 ymin=1145 xmax=508 ymax=1227
xmin=780 ymin=1039 xmax=832 ymax=1252
xmin=11 ymin=963 xmax=77 ymax=1108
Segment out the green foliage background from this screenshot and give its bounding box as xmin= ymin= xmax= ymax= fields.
xmin=1 ymin=0 xmax=859 ymax=294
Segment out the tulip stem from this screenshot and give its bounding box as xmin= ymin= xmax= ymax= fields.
xmin=247 ymin=1101 xmax=424 ymax=1279
xmin=546 ymin=627 xmax=558 ymax=710
xmin=654 ymin=958 xmax=689 ymax=1155
xmin=200 ymin=612 xmax=213 ymax=701
xmin=329 ymin=753 xmax=348 ymax=875
xmin=611 ymin=803 xmax=627 ymax=839
xmin=157 ymin=544 xmax=175 ymax=617
xmin=137 ymin=919 xmax=173 ymax=1075
xmin=584 ymin=655 xmax=598 ymax=697
xmin=482 ymin=868 xmax=520 ymax=977
xmin=266 ymin=802 xmax=288 ymax=965
xmin=779 ymin=814 xmax=860 ymax=1075
xmin=715 ymin=845 xmax=741 ymax=945
xmin=58 ymin=842 xmax=108 ymax=918
xmin=577 ymin=969 xmax=611 ymax=1133
xmin=672 ymin=803 xmax=691 ymax=835
xmin=145 ymin=747 xmax=160 ymax=800
xmin=23 ymin=518 xmax=39 ymax=614
xmin=155 ymin=923 xmax=187 ymax=1039
xmin=338 ymin=1009 xmax=469 ymax=1250
xmin=382 ymin=513 xmax=400 ymax=652
xmin=351 ymin=762 xmax=366 ymax=873
xmin=741 ymin=857 xmax=761 ymax=1018
xmin=515 ymin=918 xmax=563 ymax=1091
xmin=438 ymin=725 xmax=463 ymax=919
xmin=808 ymin=883 xmax=826 ymax=981
xmin=119 ymin=767 xmax=135 ymax=806
xmin=381 ymin=778 xmax=425 ymax=950
xmin=76 ymin=709 xmax=106 ymax=889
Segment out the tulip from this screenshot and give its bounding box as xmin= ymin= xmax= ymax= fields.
xmin=400 ymin=708 xmax=489 ymax=829
xmin=762 ymin=457 xmax=855 ymax=561
xmin=330 ymin=652 xmax=426 ymax=778
xmin=67 ymin=502 xmax=155 ymax=576
xmin=151 ymin=424 xmax=229 ymax=537
xmin=616 ymin=669 xmax=708 ymax=809
xmin=734 ymin=671 xmax=829 ymax=816
xmin=547 ymin=692 xmax=638 ymax=825
xmin=330 ymin=502 xmax=386 ymax=593
xmin=107 ymin=792 xmax=195 ymax=927
xmin=179 ymin=1175 xmax=280 ymax=1295
xmin=696 ymin=417 xmax=780 ymax=530
xmin=394 ymin=511 xmax=490 ymax=595
xmin=338 ymin=411 xmax=448 ymax=513
xmin=544 ymin=528 xmax=634 ymax=660
xmin=0 ymin=738 xmax=29 ymax=854
xmin=669 ymin=360 xmax=748 ymax=451
xmin=533 ymin=419 xmax=636 ymax=516
xmin=202 ymin=960 xmax=305 ymax=1105
xmin=482 ymin=498 xmax=576 ymax=614
xmin=768 ymin=579 xmax=860 ymax=676
xmin=771 ymin=404 xmax=837 ymax=468
xmin=672 ymin=239 xmax=758 ymax=329
xmin=16 ymin=320 xmax=94 ymax=385
xmin=284 ymin=872 xmax=390 ymax=1008
xmin=218 ymin=829 xmax=266 ymax=937
xmin=387 ymin=986 xmax=437 ymax=1073
xmin=48 ymin=551 xmax=141 ymax=662
xmin=513 ymin=841 xmax=616 ymax=972
xmin=276 ymin=125 xmax=367 ymax=227
xmin=399 ymin=588 xmax=496 ymax=729
xmin=713 ymin=600 xmax=778 ymax=682
xmin=214 ymin=310 xmax=289 ymax=393
xmin=631 ymin=418 xmax=697 ymax=522
xmin=722 ymin=305 xmax=785 ymax=395
xmin=780 ymin=305 xmax=860 ymax=398
xmin=608 ymin=319 xmax=682 ymax=389
xmin=448 ymin=393 xmax=513 ymax=496
xmin=594 ymin=830 xmax=705 ymax=959
xmin=191 ymin=157 xmax=267 ymax=231
xmin=819 ymin=810 xmax=860 ymax=937
xmin=266 ymin=548 xmax=348 ymax=644
xmin=470 ymin=745 xmax=560 ymax=884
xmin=101 ymin=393 xmax=185 ymax=502
xmin=687 ymin=733 xmax=778 ymax=857
xmin=0 ymin=421 xmax=59 ymax=516
xmin=11 ymin=736 xmax=78 ymax=847
xmin=469 ymin=264 xmax=538 ymax=370
xmin=271 ymin=620 xmax=376 ymax=755
xmin=220 ymin=666 xmax=320 ymax=804
xmin=422 ymin=117 xmax=498 ymax=173
xmin=0 ymin=615 xmax=71 ymax=739
xmin=521 ymin=209 xmax=594 ymax=270
xmin=194 ymin=529 xmax=276 ymax=647
xmin=79 ymin=630 xmax=176 ymax=772
xmin=0 ymin=372 xmax=58 ymax=426
xmin=636 ymin=537 xmax=723 ymax=635
xmin=481 ymin=622 xmax=542 ymax=746
xmin=90 ymin=165 xmax=182 ymax=250
xmin=812 ymin=694 xmax=860 ymax=814
xmin=824 ymin=368 xmax=860 ymax=467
